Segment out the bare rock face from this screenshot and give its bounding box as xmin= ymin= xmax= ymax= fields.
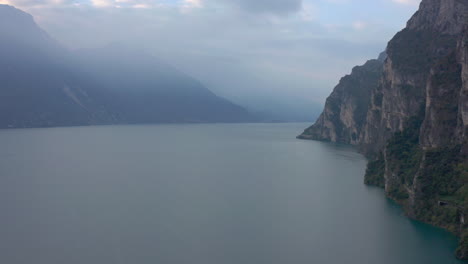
xmin=459 ymin=28 xmax=468 ymax=142
xmin=407 ymin=0 xmax=468 ymax=34
xmin=360 ymin=0 xmax=467 ymax=154
xmin=298 ymin=58 xmax=383 ymax=144
xmin=300 ymin=0 xmax=468 ymax=259
xmin=419 ymin=36 xmax=465 ymax=148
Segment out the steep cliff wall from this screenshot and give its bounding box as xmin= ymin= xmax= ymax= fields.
xmin=360 ymin=0 xmax=467 ymax=154
xmin=298 ymin=57 xmax=384 ymax=144
xmin=299 ymin=0 xmax=468 ymax=259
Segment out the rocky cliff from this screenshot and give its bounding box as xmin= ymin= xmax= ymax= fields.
xmin=298 ymin=56 xmax=384 ymax=144
xmin=299 ymin=0 xmax=468 ymax=259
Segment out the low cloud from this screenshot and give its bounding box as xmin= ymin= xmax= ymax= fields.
xmin=0 ymin=0 xmax=72 ymax=7
xmin=352 ymin=21 xmax=367 ymax=30
xmin=219 ymin=0 xmax=303 ymax=15
xmin=391 ymin=0 xmax=420 ymax=5
xmin=0 ymin=0 xmax=420 ymax=119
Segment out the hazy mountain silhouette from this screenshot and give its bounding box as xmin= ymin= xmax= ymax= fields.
xmin=73 ymin=44 xmax=253 ymax=124
xmin=0 ymin=5 xmax=254 ymax=128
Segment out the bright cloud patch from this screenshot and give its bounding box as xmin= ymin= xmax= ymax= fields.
xmin=0 ymin=0 xmax=71 ymax=7
xmin=0 ymin=0 xmax=163 ymax=9
xmin=180 ymin=0 xmax=203 ymax=13
xmin=352 ymin=21 xmax=367 ymax=30
xmin=185 ymin=0 xmax=202 ymax=8
xmin=392 ymin=0 xmax=420 ymax=5
xmin=91 ymin=0 xmax=159 ymax=8
xmin=91 ymin=0 xmax=113 ymax=7
xmin=0 ymin=0 xmax=304 ymax=15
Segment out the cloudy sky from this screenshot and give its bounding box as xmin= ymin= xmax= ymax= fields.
xmin=0 ymin=0 xmax=421 ymax=120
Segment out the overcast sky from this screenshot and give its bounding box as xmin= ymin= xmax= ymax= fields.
xmin=0 ymin=0 xmax=421 ymax=120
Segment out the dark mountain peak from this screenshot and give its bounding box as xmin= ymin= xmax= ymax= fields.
xmin=406 ymin=0 xmax=468 ymax=35
xmin=0 ymin=4 xmax=41 ymax=34
xmin=350 ymin=59 xmax=383 ymax=76
xmin=0 ymin=4 xmax=33 ymax=22
xmin=0 ymin=4 xmax=59 ymax=54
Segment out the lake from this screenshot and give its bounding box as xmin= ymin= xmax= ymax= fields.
xmin=0 ymin=123 xmax=463 ymax=264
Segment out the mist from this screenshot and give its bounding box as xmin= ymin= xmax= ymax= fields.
xmin=1 ymin=0 xmax=420 ymax=121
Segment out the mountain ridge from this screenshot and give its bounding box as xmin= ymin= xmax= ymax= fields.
xmin=0 ymin=4 xmax=254 ymax=128
xmin=299 ymin=0 xmax=468 ymax=259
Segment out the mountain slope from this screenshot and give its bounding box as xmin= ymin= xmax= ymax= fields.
xmin=0 ymin=5 xmax=117 ymax=128
xmin=73 ymin=45 xmax=252 ymax=123
xmin=298 ymin=55 xmax=384 ymax=144
xmin=299 ymin=0 xmax=468 ymax=259
xmin=0 ymin=5 xmax=253 ymax=128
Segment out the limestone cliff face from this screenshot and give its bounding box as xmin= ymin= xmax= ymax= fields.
xmin=420 ymin=30 xmax=466 ymax=148
xmin=406 ymin=0 xmax=467 ymax=34
xmin=360 ymin=0 xmax=468 ymax=154
xmin=299 ymin=0 xmax=468 ymax=259
xmin=298 ymin=58 xmax=383 ymax=144
xmin=459 ymin=28 xmax=468 ymax=143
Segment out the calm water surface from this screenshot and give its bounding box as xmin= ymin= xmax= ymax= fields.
xmin=0 ymin=123 xmax=463 ymax=264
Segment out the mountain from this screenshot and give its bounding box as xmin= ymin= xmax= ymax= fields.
xmin=299 ymin=0 xmax=468 ymax=259
xmin=72 ymin=45 xmax=253 ymax=124
xmin=0 ymin=5 xmax=117 ymax=128
xmin=298 ymin=55 xmax=385 ymax=144
xmin=0 ymin=5 xmax=253 ymax=128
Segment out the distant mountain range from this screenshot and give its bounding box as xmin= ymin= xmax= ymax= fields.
xmin=0 ymin=5 xmax=254 ymax=128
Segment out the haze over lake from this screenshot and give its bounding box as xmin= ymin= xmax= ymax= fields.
xmin=0 ymin=123 xmax=462 ymax=264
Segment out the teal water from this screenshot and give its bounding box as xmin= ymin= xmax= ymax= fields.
xmin=0 ymin=123 xmax=463 ymax=264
